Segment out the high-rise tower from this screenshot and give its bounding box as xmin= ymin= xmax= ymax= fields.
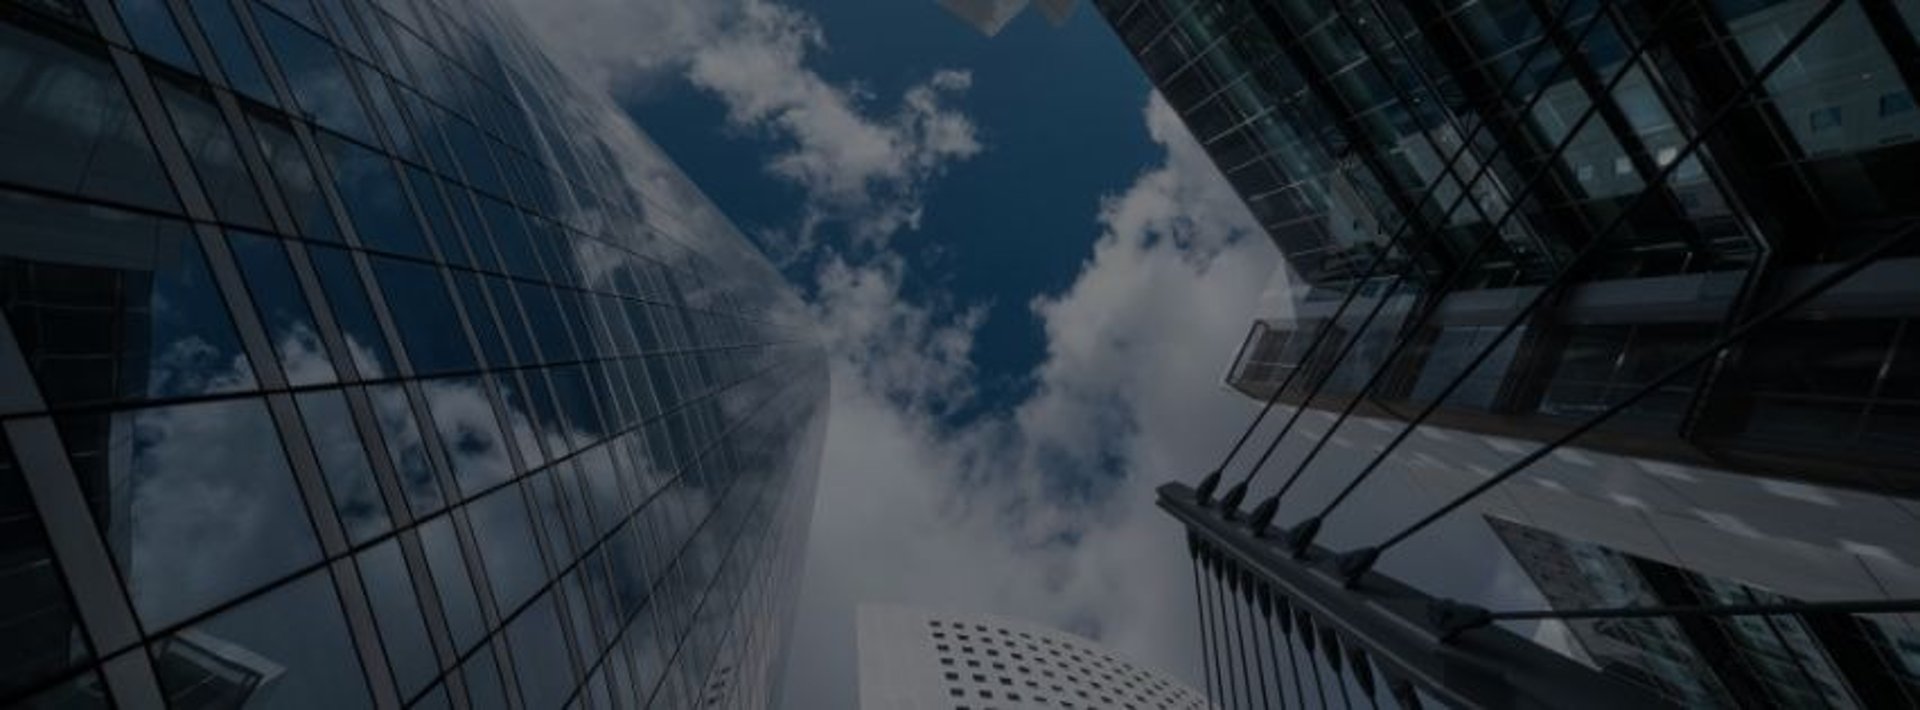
xmin=0 ymin=0 xmax=827 ymax=707
xmin=1085 ymin=0 xmax=1920 ymax=706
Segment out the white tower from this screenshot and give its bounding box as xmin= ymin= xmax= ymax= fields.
xmin=857 ymin=604 xmax=1209 ymax=709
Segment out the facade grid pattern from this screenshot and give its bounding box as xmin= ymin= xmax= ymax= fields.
xmin=0 ymin=0 xmax=828 ymax=708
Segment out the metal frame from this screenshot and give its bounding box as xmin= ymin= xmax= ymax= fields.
xmin=1162 ymin=482 xmax=1673 ymax=710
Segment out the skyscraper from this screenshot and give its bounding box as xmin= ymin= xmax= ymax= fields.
xmin=0 ymin=0 xmax=827 ymax=708
xmin=1086 ymin=0 xmax=1920 ymax=706
xmin=856 ymin=604 xmax=1209 ymax=710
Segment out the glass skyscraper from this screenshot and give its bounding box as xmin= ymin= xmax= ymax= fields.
xmin=0 ymin=0 xmax=827 ymax=708
xmin=1091 ymin=0 xmax=1920 ymax=706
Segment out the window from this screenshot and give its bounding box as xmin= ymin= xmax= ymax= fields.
xmin=1809 ymin=105 xmax=1843 ymax=132
xmin=231 ymin=231 xmax=337 ymax=385
xmin=308 ymin=245 xmax=397 ymax=377
xmin=69 ymin=398 xmax=318 ymax=629
xmin=1881 ymin=91 xmax=1916 ymax=118
xmin=368 ymin=383 xmax=446 ymax=514
xmin=295 ymin=389 xmax=389 ymax=542
xmin=356 ymin=539 xmax=435 ymax=698
xmin=153 ymin=570 xmax=372 ymax=710
xmin=505 ymin=593 xmax=572 ymax=710
xmin=0 ymin=439 xmax=93 ymax=695
xmin=155 ymin=77 xmax=271 ymax=229
xmin=2 ymin=197 xmax=257 ymax=405
xmin=419 ymin=515 xmax=485 ymax=651
xmin=0 ymin=23 xmax=177 ymax=211
xmin=255 ymin=6 xmax=375 ymax=143
xmin=370 ymin=255 xmax=475 ymax=374
xmin=422 ymin=376 xmax=513 ymax=496
xmin=188 ymin=0 xmax=275 ymax=103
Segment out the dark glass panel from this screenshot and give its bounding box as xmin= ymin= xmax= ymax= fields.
xmin=355 ymin=538 xmax=436 ymax=700
xmin=450 ymin=270 xmax=511 ymax=368
xmin=229 ymin=230 xmax=337 ymax=386
xmin=368 ymin=255 xmax=473 ymax=374
xmin=155 ymin=76 xmax=271 ymax=229
xmin=112 ymin=0 xmax=199 ymax=73
xmin=187 ymin=0 xmax=276 ymax=104
xmin=152 ymin=570 xmax=372 ymax=710
xmin=485 ymin=274 xmax=538 ymax=366
xmin=67 ymin=397 xmax=320 ymax=630
xmin=255 ymin=5 xmax=375 ymax=144
xmin=0 ymin=437 xmax=93 ymax=699
xmin=0 ymin=23 xmax=177 ymax=211
xmin=293 ymin=389 xmax=389 ymax=543
xmin=493 ymin=375 xmax=546 ymax=469
xmin=462 ymin=642 xmax=508 ymax=710
xmin=417 ymin=515 xmax=483 ymax=653
xmin=249 ymin=113 xmax=341 ymax=242
xmin=317 ymin=132 xmax=430 ymax=258
xmin=402 ymin=164 xmax=467 ymax=268
xmin=0 ymin=193 xmax=257 ymax=407
xmin=520 ymin=283 xmax=577 ymax=364
xmin=525 ymin=467 xmax=574 ymax=567
xmin=307 ymin=245 xmax=396 ymax=378
xmin=368 ymin=383 xmax=445 ymax=515
xmin=8 ymin=668 xmax=108 ymax=708
xmin=505 ymin=592 xmax=574 ymax=710
xmin=422 ymin=376 xmax=513 ymax=497
xmin=1742 ymin=320 xmax=1895 ymax=397
xmin=476 ymin=196 xmax=542 ymax=281
xmin=468 ymin=484 xmax=545 ymax=616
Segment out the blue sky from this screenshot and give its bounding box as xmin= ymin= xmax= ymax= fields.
xmin=504 ymin=1 xmax=1294 ymax=706
xmin=623 ymin=2 xmax=1159 ymax=421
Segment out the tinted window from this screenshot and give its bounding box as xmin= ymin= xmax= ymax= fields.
xmin=157 ymin=78 xmax=272 ymax=229
xmin=368 ymin=383 xmax=444 ymax=515
xmin=0 ymin=195 xmax=256 ymax=407
xmin=188 ymin=0 xmax=276 ymax=104
xmin=152 ymin=570 xmax=372 ymax=710
xmin=418 ymin=516 xmax=483 ymax=652
xmin=250 ymin=113 xmax=342 ymax=241
xmin=308 ymin=245 xmax=396 ymax=378
xmin=256 ymin=6 xmax=375 ymax=143
xmin=0 ymin=438 xmax=93 ymax=698
xmin=451 ymin=270 xmax=512 ymax=368
xmin=72 ymin=398 xmax=321 ymax=629
xmin=230 ymin=231 xmax=337 ymax=386
xmin=319 ymin=132 xmax=430 ymax=258
xmin=468 ymin=484 xmax=545 ymax=615
xmin=294 ymin=389 xmax=389 ymax=542
xmin=422 ymin=376 xmax=514 ymax=497
xmin=369 ymin=255 xmax=474 ymax=375
xmin=0 ymin=18 xmax=178 ymax=212
xmin=403 ymin=164 xmax=467 ymax=267
xmin=505 ymin=592 xmax=574 ymax=710
xmin=356 ymin=538 xmax=437 ymax=700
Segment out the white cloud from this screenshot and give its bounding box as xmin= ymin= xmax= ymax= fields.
xmin=780 ymin=94 xmax=1283 ymax=708
xmin=506 ymin=0 xmax=981 ymax=253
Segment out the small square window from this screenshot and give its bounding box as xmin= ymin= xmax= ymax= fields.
xmin=1810 ymin=105 xmax=1843 ymax=132
xmin=1882 ymin=91 xmax=1916 ymax=117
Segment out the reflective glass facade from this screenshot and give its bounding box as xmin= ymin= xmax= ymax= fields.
xmin=0 ymin=0 xmax=827 ymax=708
xmin=1099 ymin=0 xmax=1920 ymax=706
xmin=1491 ymin=517 xmax=1920 ymax=707
xmin=1100 ymin=0 xmax=1920 ymax=503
